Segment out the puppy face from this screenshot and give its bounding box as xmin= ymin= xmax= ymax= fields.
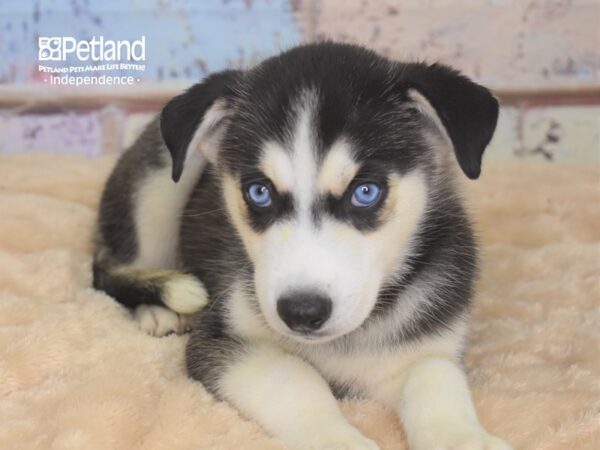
xmin=220 ymin=92 xmax=433 ymax=343
xmin=161 ymin=43 xmax=499 ymax=343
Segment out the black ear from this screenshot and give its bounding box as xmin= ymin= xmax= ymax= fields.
xmin=160 ymin=70 xmax=241 ymax=182
xmin=403 ymin=63 xmax=499 ymax=179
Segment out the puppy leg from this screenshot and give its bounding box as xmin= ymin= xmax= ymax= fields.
xmin=398 ymin=358 xmax=511 ymax=450
xmin=187 ymin=331 xmax=378 ymax=450
xmin=93 ymin=266 xmax=209 ymax=313
xmin=227 ymin=346 xmax=381 ymax=450
xmin=94 ymin=266 xmax=207 ymax=336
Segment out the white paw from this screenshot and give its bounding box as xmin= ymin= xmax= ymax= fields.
xmin=414 ymin=423 xmax=512 ymax=450
xmin=292 ymin=424 xmax=380 ymax=450
xmin=162 ymin=275 xmax=208 ymax=314
xmin=134 ymin=304 xmax=192 ymax=337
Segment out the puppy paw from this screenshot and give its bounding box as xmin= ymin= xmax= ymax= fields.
xmin=134 ymin=304 xmax=192 ymax=337
xmin=292 ymin=424 xmax=380 ymax=450
xmin=162 ymin=274 xmax=208 ymax=314
xmin=414 ymin=424 xmax=512 ymax=450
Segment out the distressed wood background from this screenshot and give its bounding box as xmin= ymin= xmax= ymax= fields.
xmin=0 ymin=0 xmax=598 ymax=162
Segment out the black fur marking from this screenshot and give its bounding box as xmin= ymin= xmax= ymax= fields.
xmin=328 ymin=379 xmax=360 ymax=400
xmin=321 ymin=162 xmax=390 ymax=231
xmin=215 ymin=43 xmax=497 ymax=182
xmin=96 ymin=118 xmax=167 ymax=266
xmin=180 ymin=166 xmax=253 ymax=302
xmin=397 ymin=63 xmax=499 ymax=179
xmin=240 ymin=173 xmax=295 ymax=232
xmin=92 ymin=264 xmax=166 ymax=310
xmin=186 ymin=304 xmax=249 ymax=398
xmin=160 ymin=70 xmax=242 ymax=182
xmin=368 ymin=182 xmax=478 ymax=343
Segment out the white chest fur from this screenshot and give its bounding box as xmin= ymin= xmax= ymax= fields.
xmin=224 ymin=282 xmax=468 ymax=402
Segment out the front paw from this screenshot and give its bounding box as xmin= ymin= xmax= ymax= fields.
xmin=415 ymin=423 xmax=512 ymax=450
xmin=291 ymin=424 xmax=380 ymax=450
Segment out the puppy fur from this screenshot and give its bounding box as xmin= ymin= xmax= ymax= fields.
xmin=93 ymin=43 xmax=510 ymax=449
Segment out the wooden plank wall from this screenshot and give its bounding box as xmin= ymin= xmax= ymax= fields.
xmin=0 ymin=0 xmax=598 ymax=162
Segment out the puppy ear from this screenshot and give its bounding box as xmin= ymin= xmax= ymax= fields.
xmin=160 ymin=70 xmax=241 ymax=182
xmin=403 ymin=63 xmax=499 ymax=179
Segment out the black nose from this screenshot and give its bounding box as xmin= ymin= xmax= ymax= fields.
xmin=277 ymin=293 xmax=332 ymax=333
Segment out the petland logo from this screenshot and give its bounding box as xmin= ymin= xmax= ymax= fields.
xmin=38 ymin=36 xmax=146 ymax=86
xmin=38 ymin=36 xmax=146 ymax=62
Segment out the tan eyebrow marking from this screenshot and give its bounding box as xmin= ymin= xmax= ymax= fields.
xmin=317 ymin=139 xmax=360 ymax=197
xmin=259 ymin=141 xmax=294 ymax=193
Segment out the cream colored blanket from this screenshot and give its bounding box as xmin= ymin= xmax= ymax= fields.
xmin=0 ymin=154 xmax=598 ymax=450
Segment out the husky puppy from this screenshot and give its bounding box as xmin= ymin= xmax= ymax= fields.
xmin=93 ymin=43 xmax=511 ymax=450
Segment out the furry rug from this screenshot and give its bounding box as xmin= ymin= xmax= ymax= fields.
xmin=0 ymin=153 xmax=598 ymax=450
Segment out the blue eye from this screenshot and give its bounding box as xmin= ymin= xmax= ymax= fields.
xmin=351 ymin=183 xmax=381 ymax=207
xmin=247 ymin=183 xmax=272 ymax=207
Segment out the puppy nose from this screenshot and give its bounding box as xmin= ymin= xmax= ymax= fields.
xmin=277 ymin=293 xmax=332 ymax=332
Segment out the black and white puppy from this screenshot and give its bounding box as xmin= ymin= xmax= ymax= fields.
xmin=93 ymin=42 xmax=511 ymax=450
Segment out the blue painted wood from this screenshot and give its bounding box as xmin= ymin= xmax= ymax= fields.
xmin=0 ymin=0 xmax=302 ymax=83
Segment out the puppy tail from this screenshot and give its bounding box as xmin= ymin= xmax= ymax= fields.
xmin=92 ymin=264 xmax=209 ymax=314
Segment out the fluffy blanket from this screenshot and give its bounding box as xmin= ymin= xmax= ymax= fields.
xmin=0 ymin=154 xmax=598 ymax=450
